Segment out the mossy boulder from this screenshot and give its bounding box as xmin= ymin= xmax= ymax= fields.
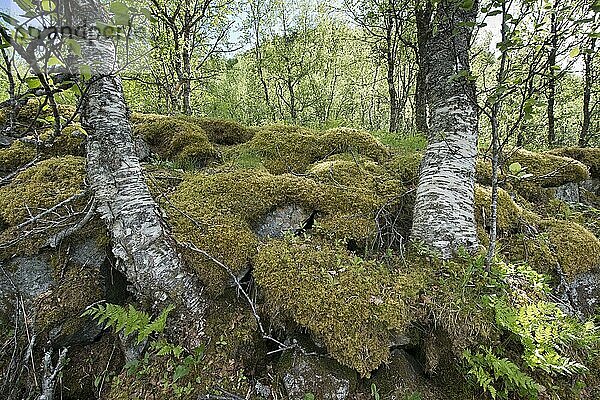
xmin=474 ymin=185 xmax=538 ymax=234
xmin=502 ymin=220 xmax=600 ymax=281
xmin=177 ymin=116 xmax=256 ymax=145
xmin=508 ymin=149 xmax=589 ymax=187
xmin=308 ymin=153 xmax=403 ymax=196
xmin=236 ymin=125 xmax=389 ymax=174
xmin=548 ymin=147 xmax=600 ymax=179
xmin=0 ymin=140 xmax=36 ymax=174
xmin=543 ymin=220 xmax=600 ymax=280
xmin=134 ymin=118 xmax=219 ymax=168
xmin=164 ymin=169 xmax=387 ymax=294
xmin=40 ymin=123 xmax=87 ymax=157
xmin=385 ymin=151 xmax=423 ymax=184
xmin=0 ymin=155 xmax=86 ymax=226
xmin=254 ymin=238 xmax=428 ymax=376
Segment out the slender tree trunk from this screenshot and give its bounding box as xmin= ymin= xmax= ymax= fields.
xmin=547 ymin=8 xmax=558 ymax=146
xmin=410 ymin=0 xmax=479 ymax=258
xmin=385 ymin=17 xmax=399 ymax=134
xmin=485 ymin=2 xmax=509 ymax=268
xmin=72 ymin=0 xmax=207 ymax=343
xmin=581 ymin=38 xmax=595 ymax=147
xmin=181 ymin=9 xmax=193 ymax=115
xmin=415 ymin=1 xmax=431 ymax=134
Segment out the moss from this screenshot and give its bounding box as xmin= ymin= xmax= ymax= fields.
xmin=542 ymin=220 xmax=600 ymax=280
xmin=501 ymin=219 xmax=600 ymax=280
xmin=61 ymin=334 xmax=125 ymax=399
xmin=308 ymin=153 xmax=403 ymax=196
xmin=0 ymin=156 xmax=86 ymax=225
xmin=501 ymin=233 xmax=556 ymax=276
xmin=237 ymin=125 xmax=389 ymax=174
xmin=547 ymin=147 xmax=600 ymax=179
xmin=254 ymin=238 xmax=429 ymax=377
xmin=177 ymin=116 xmax=256 ymax=145
xmin=385 ymin=151 xmax=423 ymax=184
xmin=35 ymin=263 xmax=104 ymax=337
xmin=40 ymin=123 xmax=87 ymax=157
xmin=107 ymin=298 xmax=256 ymax=400
xmin=475 ymin=158 xmax=493 ymax=185
xmin=508 ymin=149 xmax=589 ymax=187
xmin=164 ymin=169 xmax=387 ymax=294
xmin=0 ymin=140 xmax=36 ymax=173
xmin=474 ymin=185 xmax=538 ymax=234
xmin=134 ymin=118 xmax=219 ymax=168
xmin=130 ymin=111 xmax=166 ymax=125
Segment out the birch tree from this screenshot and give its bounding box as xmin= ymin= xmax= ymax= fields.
xmin=65 ymin=0 xmax=208 ymax=339
xmin=410 ymin=0 xmax=479 ymax=257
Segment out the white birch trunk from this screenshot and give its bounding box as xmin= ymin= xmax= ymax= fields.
xmin=410 ymin=0 xmax=479 ymax=258
xmin=71 ymin=0 xmax=207 ymax=339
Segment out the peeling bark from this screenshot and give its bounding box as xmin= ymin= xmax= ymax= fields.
xmin=71 ymin=0 xmax=207 ymax=341
xmin=410 ymin=0 xmax=479 ymax=257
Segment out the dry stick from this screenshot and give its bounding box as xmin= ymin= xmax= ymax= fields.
xmin=46 ymin=196 xmax=97 ymax=248
xmin=182 ymin=242 xmax=290 ymax=353
xmin=16 ymin=192 xmax=87 ymax=230
xmin=0 ymin=155 xmax=41 ymax=187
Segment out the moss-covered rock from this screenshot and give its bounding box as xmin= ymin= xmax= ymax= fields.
xmin=177 ymin=116 xmax=256 ymax=145
xmin=134 ymin=118 xmax=219 ymax=168
xmin=548 ymin=147 xmax=600 ymax=179
xmin=474 ymin=185 xmax=538 ymax=234
xmin=369 ymin=349 xmax=448 ymax=400
xmin=508 ymin=149 xmax=589 ymax=187
xmin=543 ymin=220 xmax=600 ymax=280
xmin=164 ymin=169 xmax=387 ymax=294
xmin=0 ymin=155 xmax=86 ymax=225
xmin=0 ymin=140 xmax=37 ymax=173
xmin=501 ymin=219 xmax=600 ymax=281
xmin=40 ymin=123 xmax=87 ymax=157
xmin=385 ymin=151 xmax=423 ymax=185
xmin=236 ymin=125 xmax=389 ymax=174
xmin=254 ymin=238 xmax=429 ymax=376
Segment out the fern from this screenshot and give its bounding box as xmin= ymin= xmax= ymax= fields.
xmin=464 ymin=348 xmax=539 ymax=400
xmin=82 ymin=303 xmax=174 ymax=344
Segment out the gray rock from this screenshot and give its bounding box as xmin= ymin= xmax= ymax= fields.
xmin=370 ymin=349 xmax=448 ymax=400
xmin=278 ymin=350 xmax=356 ymax=400
xmin=553 ymin=182 xmax=580 ymax=203
xmin=134 ymin=136 xmax=151 ymax=161
xmin=562 ymin=271 xmax=600 ymax=318
xmin=255 ymin=381 xmax=272 ymax=398
xmin=0 ymin=135 xmax=15 ymax=147
xmin=256 ymin=204 xmax=312 ymax=238
xmin=70 ymin=238 xmax=108 ymax=269
xmin=0 ymin=255 xmax=53 ymax=303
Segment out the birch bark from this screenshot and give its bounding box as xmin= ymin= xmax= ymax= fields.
xmin=70 ymin=0 xmax=207 ymax=339
xmin=410 ymin=0 xmax=479 ymax=257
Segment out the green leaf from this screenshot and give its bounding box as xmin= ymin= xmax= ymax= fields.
xmin=569 ymin=46 xmax=580 ymax=58
xmin=304 ymin=394 xmax=315 ymax=400
xmin=65 ymin=38 xmax=82 ymax=56
xmin=173 ymin=365 xmax=190 ymax=382
xmin=25 ymin=76 xmax=41 ymax=89
xmin=461 ymin=0 xmax=474 ymax=10
xmin=110 ymin=1 xmax=130 ymax=26
xmin=41 ymin=0 xmax=55 ymax=12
